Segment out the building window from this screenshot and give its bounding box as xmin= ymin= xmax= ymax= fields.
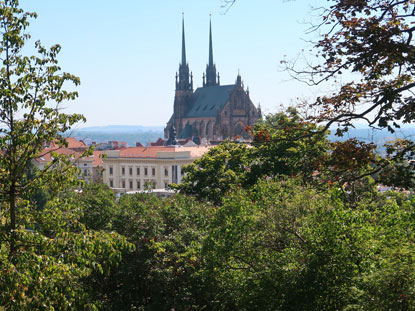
xmin=152 ymin=168 xmax=156 ymax=176
xmin=137 ymin=180 xmax=141 ymax=189
xmin=84 ymin=163 xmax=87 ymax=166
xmin=225 ymin=111 xmax=227 ymax=116
xmin=129 ymin=180 xmax=133 ymax=189
xmin=172 ymin=165 xmax=178 ymax=183
xmin=153 ymin=181 xmax=157 ymax=189
xmin=121 ymin=167 xmax=125 ymax=175
xmin=144 ymin=167 xmax=148 ymax=176
xmin=109 ymin=166 xmax=113 ymax=175
xmin=121 ymin=180 xmax=125 ymax=188
xmin=84 ymin=169 xmax=88 ymax=176
xmin=164 ymin=182 xmax=168 ymax=189
xmin=164 ymin=168 xmax=168 ymax=176
xmin=137 ymin=167 xmax=140 ymax=175
xmin=129 ymin=167 xmax=133 ymax=175
xmin=109 ymin=180 xmax=113 ymax=187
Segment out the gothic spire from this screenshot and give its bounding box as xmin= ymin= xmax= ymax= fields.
xmin=181 ymin=14 xmax=186 ymax=66
xmin=176 ymin=14 xmax=192 ymax=91
xmin=204 ymin=15 xmax=218 ymax=87
xmin=208 ymin=17 xmax=213 ymax=67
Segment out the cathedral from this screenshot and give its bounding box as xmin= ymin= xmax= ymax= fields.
xmin=164 ymin=18 xmax=261 ymax=143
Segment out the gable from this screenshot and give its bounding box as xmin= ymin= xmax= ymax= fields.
xmin=185 ymin=84 xmax=236 ymax=118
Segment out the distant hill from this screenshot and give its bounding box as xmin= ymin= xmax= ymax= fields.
xmin=329 ymin=127 xmax=415 ymax=143
xmin=64 ymin=124 xmax=415 ymax=149
xmin=72 ymin=125 xmax=164 ymax=133
xmin=66 ymin=125 xmax=164 ymax=147
xmin=329 ymin=126 xmax=415 ymax=154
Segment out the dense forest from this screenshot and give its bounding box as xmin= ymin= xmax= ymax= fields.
xmin=2 ymin=0 xmax=415 ymax=310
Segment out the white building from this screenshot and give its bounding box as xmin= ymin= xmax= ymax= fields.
xmin=102 ymin=146 xmax=211 ymax=190
xmin=32 ymin=138 xmax=104 ymax=184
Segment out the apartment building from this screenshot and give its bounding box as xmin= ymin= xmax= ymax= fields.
xmin=102 ymin=146 xmax=210 ymax=190
xmin=33 ymin=138 xmax=104 ymax=184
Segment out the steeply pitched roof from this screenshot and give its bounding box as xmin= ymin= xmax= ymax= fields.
xmin=150 ymin=138 xmax=166 ymax=146
xmin=179 ymin=123 xmax=193 ymax=139
xmin=167 ymin=114 xmax=174 ymax=124
xmin=185 ymin=84 xmax=235 ymax=118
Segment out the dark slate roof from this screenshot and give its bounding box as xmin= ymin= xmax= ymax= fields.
xmin=185 ymin=84 xmax=235 ymax=118
xmin=167 ymin=114 xmax=174 ymax=124
xmin=179 ymin=123 xmax=193 ymax=139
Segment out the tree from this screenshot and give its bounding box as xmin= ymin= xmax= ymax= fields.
xmin=174 ymin=142 xmax=252 ymax=204
xmin=274 ymin=0 xmax=415 ymax=188
xmin=76 ymin=183 xmax=119 ymax=231
xmin=224 ymin=0 xmax=415 ymax=186
xmin=0 ymin=0 xmax=84 ymax=254
xmin=250 ymin=107 xmax=330 ymax=184
xmin=285 ymin=1 xmax=415 ymax=134
xmin=202 ymin=177 xmax=415 ymax=310
xmin=82 ymin=192 xmax=216 ymax=311
xmin=175 ymin=108 xmax=330 ymax=203
xmin=0 ymin=1 xmax=129 ymax=310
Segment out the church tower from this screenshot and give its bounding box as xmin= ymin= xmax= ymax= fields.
xmin=175 ymin=15 xmax=192 ymax=91
xmin=173 ymin=15 xmax=193 ymax=134
xmin=165 ymin=16 xmax=261 ymax=142
xmin=203 ymin=17 xmax=219 ymax=87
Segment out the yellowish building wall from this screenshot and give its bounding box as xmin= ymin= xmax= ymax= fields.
xmin=102 ymin=150 xmax=197 ymax=190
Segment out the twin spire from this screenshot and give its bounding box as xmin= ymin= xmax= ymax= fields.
xmin=181 ymin=15 xmax=187 ymax=68
xmin=176 ymin=15 xmax=219 ymax=91
xmin=204 ymin=17 xmax=219 ymax=87
xmin=176 ymin=15 xmax=192 ymax=91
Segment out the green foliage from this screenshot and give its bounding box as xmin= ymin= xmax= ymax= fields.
xmin=0 ymin=189 xmax=130 ymax=311
xmin=63 ymin=174 xmax=415 ymax=310
xmin=85 ymin=192 xmax=216 ymax=311
xmin=250 ymin=107 xmax=330 ymax=183
xmin=286 ymin=1 xmax=415 ymax=133
xmin=377 ymin=139 xmax=415 ymax=190
xmin=175 ymin=108 xmax=330 ymax=204
xmin=174 ymin=142 xmax=251 ymax=204
xmin=75 ymin=183 xmax=119 ymax=231
xmin=279 ymin=0 xmax=415 ymax=187
xmin=202 ymin=178 xmax=329 ymax=310
xmin=0 ymin=2 xmax=129 ymax=310
xmin=2 ymin=1 xmax=415 ymax=310
xmin=201 ymin=178 xmax=415 ymax=310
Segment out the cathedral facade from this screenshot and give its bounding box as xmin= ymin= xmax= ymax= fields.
xmin=164 ymin=18 xmax=261 ymax=143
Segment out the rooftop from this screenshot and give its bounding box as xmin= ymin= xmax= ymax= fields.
xmin=117 ymin=146 xmax=211 ymax=159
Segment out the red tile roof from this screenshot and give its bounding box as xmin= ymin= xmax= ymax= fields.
xmin=93 ymin=151 xmax=103 ymax=166
xmin=65 ymin=137 xmax=87 ymax=149
xmin=120 ymin=146 xmax=174 ymax=158
xmin=178 ymin=146 xmax=212 ymax=158
xmin=119 ymin=146 xmax=211 ymax=159
xmin=49 ymin=137 xmax=87 ymax=150
xmin=34 ymin=146 xmax=99 ymax=164
xmin=34 ymin=147 xmax=82 ymax=163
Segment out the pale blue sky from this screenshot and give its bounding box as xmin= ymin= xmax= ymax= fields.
xmin=19 ymin=0 xmax=327 ymax=127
